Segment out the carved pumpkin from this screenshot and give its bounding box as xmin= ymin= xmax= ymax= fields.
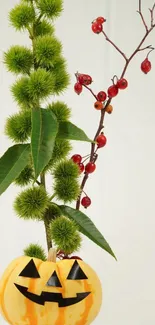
xmin=0 ymin=253 xmax=102 ymax=325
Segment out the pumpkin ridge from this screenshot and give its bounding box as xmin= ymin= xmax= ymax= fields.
xmin=75 ymin=280 xmax=93 ymax=325
xmin=0 ymin=260 xmax=21 ymax=325
xmin=55 ymin=263 xmax=66 ymax=325
xmin=25 ymin=259 xmax=43 ymax=325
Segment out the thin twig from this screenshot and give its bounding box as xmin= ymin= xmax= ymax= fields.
xmin=137 ymin=11 xmax=148 ymax=31
xmin=147 ymin=47 xmax=155 ymax=57
xmin=83 ymin=84 xmax=98 ymax=100
xmin=137 ymin=0 xmax=148 ymax=31
xmin=102 ymin=31 xmax=127 ymax=61
xmin=149 ymin=3 xmax=155 ymax=27
xmin=138 ymin=45 xmax=154 ymax=51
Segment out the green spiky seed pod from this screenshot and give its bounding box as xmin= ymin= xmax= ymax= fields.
xmin=9 ymin=3 xmax=35 ymax=30
xmin=43 ymin=139 xmax=72 ymax=172
xmin=14 ymin=186 xmax=49 ymax=220
xmin=4 ymin=46 xmax=33 ymax=75
xmin=44 ymin=203 xmax=62 ymax=221
xmin=28 ymin=68 xmax=55 ymax=101
xmin=5 ymin=110 xmax=31 ymax=143
xmin=51 ymin=216 xmax=82 ymax=254
xmin=52 ymin=139 xmax=72 ymax=163
xmin=53 ymin=68 xmax=70 ymax=95
xmin=35 ymin=35 xmax=62 ymax=67
xmin=53 ymin=160 xmax=80 ymax=180
xmin=24 ymin=243 xmax=46 ymax=261
xmin=14 ymin=165 xmax=34 ymax=186
xmin=35 ymin=20 xmax=54 ymax=37
xmin=54 ymin=178 xmax=80 ymax=203
xmin=47 ymin=101 xmax=71 ymax=122
xmin=50 ymin=56 xmax=67 ymax=74
xmin=47 ymin=56 xmax=70 ymax=94
xmin=11 ymin=77 xmax=31 ymax=107
xmin=36 ymin=0 xmax=63 ymax=19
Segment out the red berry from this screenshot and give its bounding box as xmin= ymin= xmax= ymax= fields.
xmin=141 ymin=58 xmax=151 ymax=74
xmin=97 ymin=91 xmax=107 ymax=102
xmin=105 ymin=104 xmax=113 ymax=114
xmin=74 ymin=82 xmax=83 ymax=95
xmin=78 ymin=163 xmax=84 ymax=173
xmin=81 ymin=196 xmax=91 ymax=208
xmin=70 ymin=256 xmax=83 ymax=260
xmin=94 ymin=101 xmax=104 ymax=110
xmin=78 ymin=74 xmax=85 ymax=84
xmin=117 ymin=78 xmax=128 ymax=90
xmin=71 ymin=154 xmax=82 ymax=164
xmin=96 ymin=134 xmax=107 ymax=148
xmin=85 ymin=162 xmax=96 ymax=174
xmin=108 ymin=85 xmax=119 ymax=98
xmin=78 ymin=74 xmax=92 ymax=85
xmin=84 ymin=75 xmax=92 ymax=85
xmin=96 ymin=17 xmax=106 ymax=24
xmin=92 ymin=22 xmax=103 ymax=34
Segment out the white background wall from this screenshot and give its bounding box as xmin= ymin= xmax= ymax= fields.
xmin=0 ymin=0 xmax=155 ymax=324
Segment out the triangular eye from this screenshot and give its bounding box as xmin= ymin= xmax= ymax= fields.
xmin=19 ymin=259 xmax=40 ymax=278
xmin=46 ymin=271 xmax=62 ymax=287
xmin=67 ymin=261 xmax=88 ymax=280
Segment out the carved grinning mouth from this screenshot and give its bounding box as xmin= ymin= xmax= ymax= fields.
xmin=14 ymin=283 xmax=91 ymax=307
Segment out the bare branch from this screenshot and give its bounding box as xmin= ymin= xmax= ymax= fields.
xmin=149 ymin=3 xmax=155 ymax=27
xmin=83 ymin=84 xmax=98 ymax=100
xmin=76 ymin=0 xmax=155 ymax=210
xmin=138 ymin=45 xmax=154 ymax=51
xmin=137 ymin=11 xmax=148 ymax=32
xmin=102 ymin=31 xmax=127 ymax=61
xmin=139 ymin=0 xmax=141 ymax=12
xmin=137 ymin=0 xmax=148 ymax=31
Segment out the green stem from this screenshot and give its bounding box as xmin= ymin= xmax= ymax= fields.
xmin=49 ymin=193 xmax=56 ymax=201
xmin=40 ymin=173 xmax=52 ymax=251
xmin=28 ymin=5 xmax=52 ymax=252
xmin=44 ymin=218 xmax=52 ymax=251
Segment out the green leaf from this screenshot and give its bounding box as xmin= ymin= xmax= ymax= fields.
xmin=59 ymin=205 xmax=116 ymax=260
xmin=0 ymin=144 xmax=30 ymax=195
xmin=31 ymin=108 xmax=58 ymax=179
xmin=57 ymin=121 xmax=93 ymax=142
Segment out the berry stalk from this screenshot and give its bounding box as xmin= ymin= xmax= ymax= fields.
xmin=76 ymin=1 xmax=155 ymax=210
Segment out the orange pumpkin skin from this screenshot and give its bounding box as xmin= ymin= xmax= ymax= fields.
xmin=0 ymin=256 xmax=102 ymax=325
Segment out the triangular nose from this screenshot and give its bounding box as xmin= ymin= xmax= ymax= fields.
xmin=46 ymin=271 xmax=62 ymax=287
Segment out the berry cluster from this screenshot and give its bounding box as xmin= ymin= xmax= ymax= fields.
xmin=71 ymin=133 xmax=107 ymax=208
xmin=74 ymin=72 xmax=128 ymax=113
xmin=92 ymin=16 xmax=106 ymax=34
xmin=74 ymin=73 xmax=92 ymax=95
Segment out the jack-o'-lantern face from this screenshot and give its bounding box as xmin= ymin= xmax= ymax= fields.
xmin=0 ymin=256 xmax=102 ymax=325
xmin=14 ymin=259 xmax=90 ymax=307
